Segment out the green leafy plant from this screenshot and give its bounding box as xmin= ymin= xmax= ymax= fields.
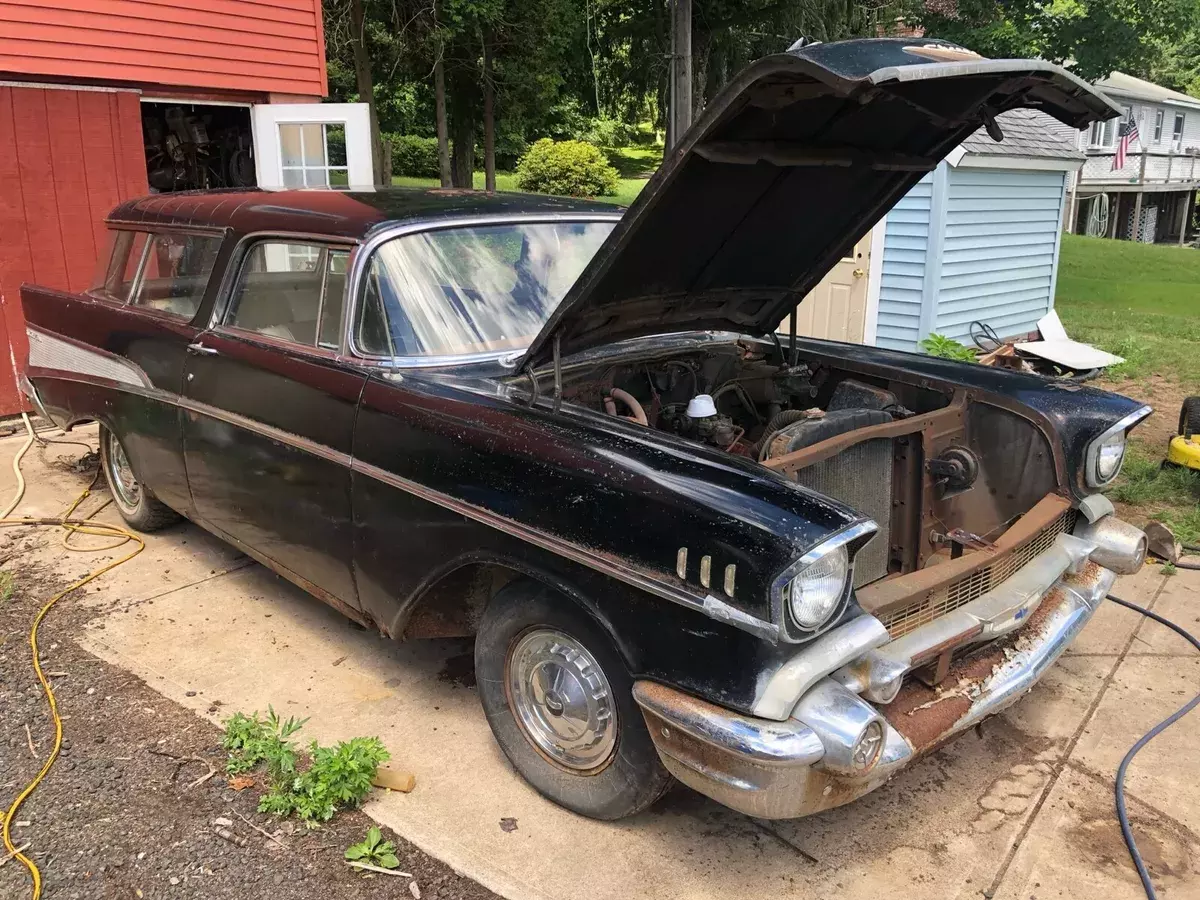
xmin=919 ymin=333 xmax=977 ymax=363
xmin=261 ymin=736 xmax=390 ymax=824
xmin=515 ymin=138 xmax=620 ymax=198
xmin=1161 ymin=562 xmax=1178 ymax=576
xmin=221 ymin=710 xmax=389 ymax=826
xmin=221 ymin=707 xmax=307 ymax=783
xmin=0 ymin=570 xmax=14 ymax=602
xmin=345 ymin=826 xmax=401 ymax=870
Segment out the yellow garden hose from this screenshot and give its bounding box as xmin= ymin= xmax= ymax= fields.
xmin=0 ymin=419 xmax=145 ymax=899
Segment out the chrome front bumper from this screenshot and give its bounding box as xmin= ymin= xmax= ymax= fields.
xmin=633 ymin=520 xmax=1127 ymax=820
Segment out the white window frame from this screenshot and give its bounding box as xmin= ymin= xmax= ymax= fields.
xmin=1173 ymin=112 xmax=1186 ymax=149
xmin=277 ymin=123 xmax=349 ymax=188
xmin=250 ymin=103 xmax=373 ymax=188
xmin=1088 ymin=118 xmax=1117 ymax=149
xmin=1154 ymin=108 xmax=1165 ymax=142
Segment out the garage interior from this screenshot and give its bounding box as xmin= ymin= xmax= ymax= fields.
xmin=140 ymin=101 xmax=256 ymax=193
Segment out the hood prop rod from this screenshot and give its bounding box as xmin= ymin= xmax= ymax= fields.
xmin=552 ymin=333 xmax=563 ymax=414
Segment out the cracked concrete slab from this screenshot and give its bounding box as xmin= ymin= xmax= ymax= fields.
xmin=5 ymin=428 xmax=1198 ymax=900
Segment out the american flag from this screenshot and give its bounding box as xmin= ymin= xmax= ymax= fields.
xmin=1113 ymin=119 xmax=1140 ymax=170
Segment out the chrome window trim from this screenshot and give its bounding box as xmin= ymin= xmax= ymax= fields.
xmin=206 ymin=231 xmax=360 ymax=335
xmin=343 ymin=212 xmax=625 ymax=367
xmin=1084 ymin=404 xmax=1152 ymax=488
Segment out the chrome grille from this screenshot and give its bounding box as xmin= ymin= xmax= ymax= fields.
xmin=878 ymin=509 xmax=1077 ymax=639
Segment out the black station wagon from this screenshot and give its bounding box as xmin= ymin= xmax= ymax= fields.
xmin=21 ymin=39 xmax=1151 ymax=821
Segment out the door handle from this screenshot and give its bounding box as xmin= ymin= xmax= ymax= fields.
xmin=186 ymin=342 xmax=219 ymax=357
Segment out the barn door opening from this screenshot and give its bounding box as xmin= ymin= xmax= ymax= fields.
xmin=250 ymin=103 xmax=373 ymax=188
xmin=141 ymin=101 xmax=255 ymax=193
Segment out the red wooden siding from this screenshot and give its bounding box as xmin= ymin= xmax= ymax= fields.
xmin=0 ymin=0 xmax=327 ymax=97
xmin=0 ymin=85 xmax=147 ymax=415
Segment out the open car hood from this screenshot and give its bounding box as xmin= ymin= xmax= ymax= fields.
xmin=520 ymin=38 xmax=1117 ymax=370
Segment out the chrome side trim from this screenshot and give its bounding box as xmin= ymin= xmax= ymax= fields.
xmin=27 ymin=352 xmax=782 ymax=641
xmin=27 ymin=326 xmax=153 ymax=389
xmin=351 ymin=457 xmax=778 ymax=640
xmin=751 ymin=614 xmax=889 ymax=720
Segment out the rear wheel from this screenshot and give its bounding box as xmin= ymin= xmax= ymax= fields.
xmin=99 ymin=426 xmax=180 ymax=532
xmin=475 ymin=580 xmax=672 ymax=820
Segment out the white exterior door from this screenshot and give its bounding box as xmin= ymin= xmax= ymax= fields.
xmin=251 ymin=103 xmax=374 ymax=188
xmin=781 ymin=230 xmax=875 ymax=344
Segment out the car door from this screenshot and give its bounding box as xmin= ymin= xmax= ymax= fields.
xmin=181 ymin=237 xmax=366 ymax=607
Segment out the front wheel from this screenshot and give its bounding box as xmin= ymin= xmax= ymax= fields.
xmin=475 ymin=580 xmax=672 ymax=820
xmin=99 ymin=426 xmax=180 ymax=532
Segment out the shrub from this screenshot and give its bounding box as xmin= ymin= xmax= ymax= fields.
xmin=389 ymin=134 xmax=440 ymax=179
xmin=515 ymin=138 xmax=620 ymax=197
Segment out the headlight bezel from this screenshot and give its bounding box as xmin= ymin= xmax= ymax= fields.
xmin=1084 ymin=406 xmax=1151 ymax=488
xmin=771 ymin=521 xmax=876 ymax=639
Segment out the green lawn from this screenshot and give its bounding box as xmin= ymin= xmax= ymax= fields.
xmin=1055 ymin=232 xmax=1200 ymax=542
xmin=391 ymin=170 xmax=649 ymax=207
xmin=1055 ymin=233 xmax=1200 ymax=388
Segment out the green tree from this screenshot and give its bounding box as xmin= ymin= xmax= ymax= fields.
xmin=906 ymin=0 xmax=1200 ymax=82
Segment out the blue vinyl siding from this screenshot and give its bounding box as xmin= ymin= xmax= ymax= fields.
xmin=875 ymin=172 xmax=933 ymax=350
xmin=875 ymin=164 xmax=1068 ymax=352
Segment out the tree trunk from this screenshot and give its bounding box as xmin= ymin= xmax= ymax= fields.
xmin=483 ymin=35 xmax=496 ymax=192
xmin=450 ymin=88 xmax=475 ymax=189
xmin=433 ymin=50 xmax=452 ymax=187
xmin=348 ymin=0 xmax=385 ymax=185
xmin=692 ymin=27 xmax=710 ymax=121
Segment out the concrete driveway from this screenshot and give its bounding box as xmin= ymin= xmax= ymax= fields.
xmin=8 ymin=427 xmax=1199 ymax=899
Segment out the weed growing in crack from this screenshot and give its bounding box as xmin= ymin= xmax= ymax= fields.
xmin=221 ymin=707 xmax=389 ymax=826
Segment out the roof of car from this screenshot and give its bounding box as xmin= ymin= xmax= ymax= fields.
xmin=105 ymin=188 xmax=623 ymax=240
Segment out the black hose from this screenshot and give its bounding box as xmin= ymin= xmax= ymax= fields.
xmin=1106 ymin=593 xmax=1200 ymax=900
xmin=753 ymin=409 xmax=812 ymax=460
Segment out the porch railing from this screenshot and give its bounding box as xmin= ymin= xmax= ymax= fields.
xmin=1079 ymin=149 xmax=1200 ymax=186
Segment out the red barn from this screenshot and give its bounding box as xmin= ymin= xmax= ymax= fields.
xmin=0 ymin=0 xmax=372 ymax=415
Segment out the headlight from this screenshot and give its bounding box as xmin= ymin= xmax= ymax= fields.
xmin=784 ymin=543 xmax=849 ymax=629
xmin=772 ymin=522 xmax=875 ymax=637
xmin=1085 ymin=406 xmax=1151 ymax=488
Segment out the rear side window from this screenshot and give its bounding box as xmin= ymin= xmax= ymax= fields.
xmin=129 ymin=233 xmax=222 ymax=320
xmin=90 ymin=230 xmax=149 ymax=302
xmin=224 ymin=241 xmax=350 ymax=349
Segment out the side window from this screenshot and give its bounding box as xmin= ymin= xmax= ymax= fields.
xmin=129 ymin=232 xmax=221 ymax=319
xmin=89 ymin=230 xmax=149 ymax=302
xmin=225 ymin=241 xmax=349 ymax=348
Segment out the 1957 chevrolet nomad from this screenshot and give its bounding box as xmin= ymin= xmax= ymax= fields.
xmin=21 ymin=39 xmax=1150 ymax=821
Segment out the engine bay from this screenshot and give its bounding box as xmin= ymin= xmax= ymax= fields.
xmin=560 ymin=342 xmax=938 ymax=463
xmin=557 ymin=340 xmax=1061 ymax=582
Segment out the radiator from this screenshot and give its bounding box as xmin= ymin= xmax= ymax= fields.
xmin=791 ymin=438 xmax=892 ymax=586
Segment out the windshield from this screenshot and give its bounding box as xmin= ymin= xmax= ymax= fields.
xmin=359 ymin=220 xmax=616 ymax=358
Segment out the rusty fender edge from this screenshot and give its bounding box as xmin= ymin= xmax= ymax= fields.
xmin=632 ymin=561 xmax=1116 ymax=820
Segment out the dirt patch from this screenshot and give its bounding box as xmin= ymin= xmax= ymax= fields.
xmin=1097 ymin=374 xmax=1189 ymax=451
xmin=0 ymin=548 xmax=498 ymax=900
xmin=1065 ymin=798 xmax=1197 ymax=885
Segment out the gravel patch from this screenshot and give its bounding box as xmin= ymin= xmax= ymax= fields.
xmin=0 ymin=540 xmax=498 ymax=900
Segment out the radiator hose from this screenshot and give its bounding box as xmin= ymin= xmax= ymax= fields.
xmin=1106 ymin=593 xmax=1200 ymax=900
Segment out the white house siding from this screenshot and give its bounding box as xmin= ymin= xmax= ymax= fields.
xmin=875 ymin=165 xmax=1068 ymax=352
xmin=934 ymin=168 xmax=1067 ymax=342
xmin=874 ymin=172 xmax=933 ymax=350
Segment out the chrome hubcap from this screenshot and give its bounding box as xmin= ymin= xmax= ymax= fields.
xmin=506 ymin=628 xmax=617 ymax=771
xmin=106 ymin=432 xmax=141 ymax=511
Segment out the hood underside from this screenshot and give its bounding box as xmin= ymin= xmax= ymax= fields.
xmin=521 ymin=38 xmax=1118 ymax=370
